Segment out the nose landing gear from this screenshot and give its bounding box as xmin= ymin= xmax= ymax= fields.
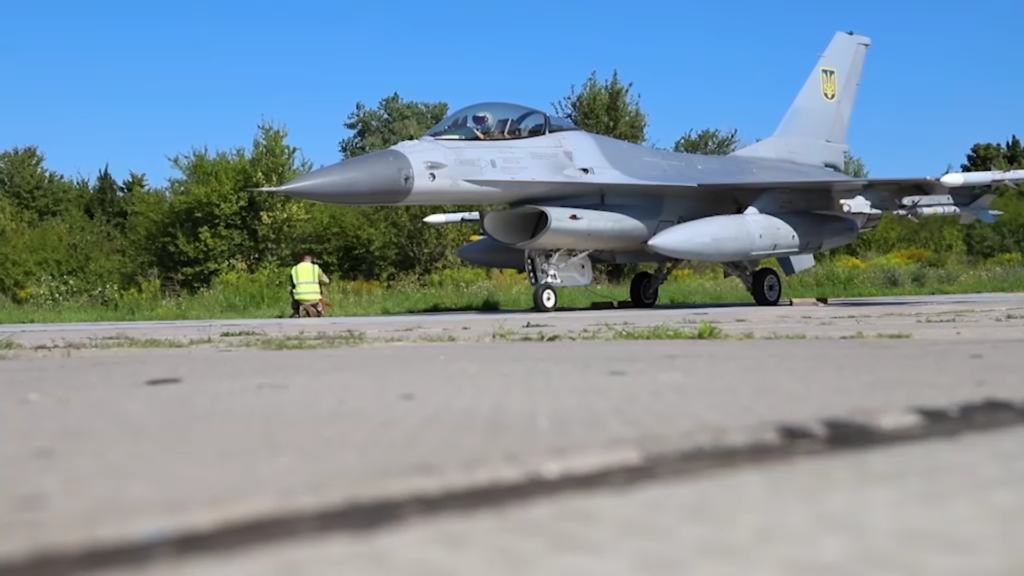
xmin=525 ymin=249 xmax=594 ymax=312
xmin=532 ymin=283 xmax=559 ymax=312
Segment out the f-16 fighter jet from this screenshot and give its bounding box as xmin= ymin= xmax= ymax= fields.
xmin=260 ymin=31 xmax=1023 ymax=312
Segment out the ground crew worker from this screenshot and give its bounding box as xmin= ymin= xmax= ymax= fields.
xmin=289 ymin=254 xmax=330 ymax=318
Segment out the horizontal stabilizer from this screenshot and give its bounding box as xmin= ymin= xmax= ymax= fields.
xmin=893 ymin=193 xmax=1004 ymax=225
xmin=961 ymin=193 xmax=1003 ymax=224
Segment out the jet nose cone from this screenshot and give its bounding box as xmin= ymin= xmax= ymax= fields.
xmin=274 ymin=148 xmax=414 ymax=204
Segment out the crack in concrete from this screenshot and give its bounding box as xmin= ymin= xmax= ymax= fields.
xmin=2 ymin=397 xmax=1022 ymax=576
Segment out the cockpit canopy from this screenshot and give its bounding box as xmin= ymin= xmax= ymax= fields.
xmin=425 ymin=102 xmax=580 ymax=141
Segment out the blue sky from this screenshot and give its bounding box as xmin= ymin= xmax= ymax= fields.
xmin=2 ymin=0 xmax=1021 ymax=186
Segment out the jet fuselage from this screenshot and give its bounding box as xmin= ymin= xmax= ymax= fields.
xmin=275 ymin=129 xmax=856 ymax=209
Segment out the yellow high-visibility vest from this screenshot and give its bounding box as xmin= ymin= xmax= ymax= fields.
xmin=290 ymin=262 xmax=322 ymax=301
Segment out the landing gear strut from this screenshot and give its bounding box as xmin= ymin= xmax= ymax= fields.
xmin=526 ymin=249 xmax=594 ymax=312
xmin=723 ymin=261 xmax=783 ymax=306
xmin=628 ymin=260 xmax=682 ymax=308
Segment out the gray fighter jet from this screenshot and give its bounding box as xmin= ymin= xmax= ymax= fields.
xmin=261 ymin=30 xmax=1023 ymax=312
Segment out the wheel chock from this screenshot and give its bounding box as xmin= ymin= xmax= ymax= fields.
xmin=789 ymin=297 xmax=828 ymax=306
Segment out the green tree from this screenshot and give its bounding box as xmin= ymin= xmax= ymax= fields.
xmin=838 ymin=148 xmax=975 ymax=259
xmin=0 ymin=147 xmax=125 ymax=300
xmin=0 ymin=208 xmax=120 ymax=300
xmin=0 ymin=146 xmax=84 ymax=221
xmin=0 ymin=164 xmax=128 ymax=302
xmin=961 ymin=135 xmax=1024 ymax=258
xmin=842 ymin=151 xmax=868 ymax=177
xmin=84 ymin=164 xmax=128 ymax=230
xmin=120 ymin=178 xmax=171 ymax=285
xmin=292 ymin=206 xmax=393 ymax=281
xmin=552 ymin=70 xmax=648 ymax=144
xmin=339 ymin=93 xmax=449 ymax=159
xmin=673 ymin=128 xmax=742 ymax=155
xmin=121 ymin=171 xmax=149 ymax=196
xmin=323 ymin=94 xmax=484 ymax=281
xmin=157 ymin=121 xmax=313 ymax=290
xmin=962 ymin=135 xmax=1024 ymax=172
xmin=242 ymin=120 xmax=314 ymax=267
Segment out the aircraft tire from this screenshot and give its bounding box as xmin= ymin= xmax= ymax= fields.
xmin=751 ymin=267 xmax=782 ymax=306
xmin=629 ymin=271 xmax=659 ymax=308
xmin=533 ymin=283 xmax=558 ymax=312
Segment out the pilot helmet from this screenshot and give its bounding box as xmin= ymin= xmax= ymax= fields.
xmin=471 ymin=111 xmax=494 ymax=132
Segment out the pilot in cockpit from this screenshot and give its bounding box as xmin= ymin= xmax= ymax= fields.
xmin=484 ymin=118 xmax=514 ymax=139
xmin=465 ymin=111 xmax=513 ymax=140
xmin=469 ymin=111 xmax=496 ymax=139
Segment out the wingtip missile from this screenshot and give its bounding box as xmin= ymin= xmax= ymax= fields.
xmin=939 ymin=169 xmax=1024 ymax=188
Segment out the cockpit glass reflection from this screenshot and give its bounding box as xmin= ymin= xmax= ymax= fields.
xmin=425 ymin=102 xmax=579 ymax=141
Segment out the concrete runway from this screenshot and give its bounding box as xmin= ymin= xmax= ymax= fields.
xmin=107 ymin=427 xmax=1024 ymax=576
xmin=3 ymin=292 xmax=1024 ymax=350
xmin=2 ymin=292 xmax=1023 ymax=334
xmin=2 ymin=293 xmax=1024 ymax=575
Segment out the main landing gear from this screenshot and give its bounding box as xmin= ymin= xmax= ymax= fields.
xmin=626 ymin=260 xmax=682 ymax=309
xmin=723 ymin=262 xmax=783 ymax=306
xmin=525 ymin=251 xmax=782 ymax=312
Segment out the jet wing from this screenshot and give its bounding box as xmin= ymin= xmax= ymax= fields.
xmin=454 ymin=169 xmax=1022 ymax=227
xmin=693 ymin=176 xmax=943 ymax=193
xmin=463 ymin=169 xmax=1023 ymax=199
xmin=692 ymin=171 xmax=1022 ymax=194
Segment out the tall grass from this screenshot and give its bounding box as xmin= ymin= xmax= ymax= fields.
xmin=1 ymin=250 xmax=1022 ymax=324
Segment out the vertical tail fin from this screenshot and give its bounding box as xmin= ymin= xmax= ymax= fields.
xmin=731 ymin=31 xmax=871 ymax=171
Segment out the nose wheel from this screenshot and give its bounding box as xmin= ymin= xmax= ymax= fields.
xmin=533 ymin=283 xmax=558 ymax=312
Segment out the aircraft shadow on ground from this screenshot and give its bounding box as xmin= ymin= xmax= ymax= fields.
xmin=396 ymin=300 xmax=796 ymax=317
xmin=390 ymin=295 xmax=982 ymax=318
